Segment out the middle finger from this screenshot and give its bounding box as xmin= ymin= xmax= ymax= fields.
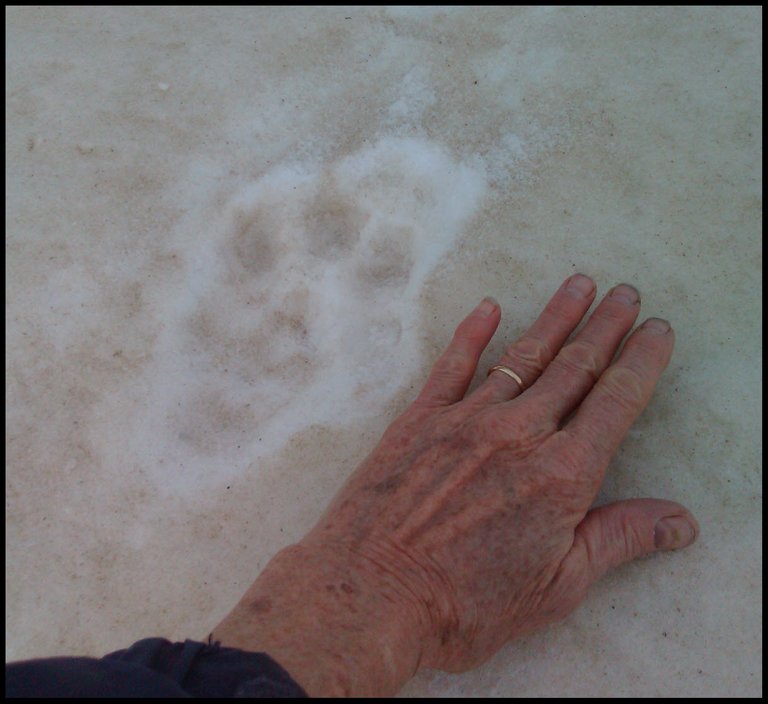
xmin=521 ymin=283 xmax=642 ymax=423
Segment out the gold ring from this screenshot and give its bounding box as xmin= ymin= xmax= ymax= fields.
xmin=487 ymin=365 xmax=523 ymax=388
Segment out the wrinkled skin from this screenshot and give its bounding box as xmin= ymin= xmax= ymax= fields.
xmin=212 ymin=275 xmax=699 ymax=696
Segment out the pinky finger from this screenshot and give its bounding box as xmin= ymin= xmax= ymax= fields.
xmin=413 ymin=297 xmax=501 ymax=407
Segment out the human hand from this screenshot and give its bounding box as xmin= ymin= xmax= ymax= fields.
xmin=212 ymin=274 xmax=699 ymax=696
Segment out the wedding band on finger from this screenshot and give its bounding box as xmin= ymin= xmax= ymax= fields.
xmin=487 ymin=365 xmax=524 ymax=389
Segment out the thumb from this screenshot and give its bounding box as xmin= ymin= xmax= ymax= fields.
xmin=572 ymin=498 xmax=700 ymax=583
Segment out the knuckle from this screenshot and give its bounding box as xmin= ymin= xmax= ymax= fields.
xmin=453 ymin=319 xmax=481 ymax=345
xmin=434 ymin=350 xmax=471 ymax=382
xmin=630 ymin=328 xmax=668 ymax=355
xmin=390 ymin=403 xmax=434 ymax=432
xmin=535 ymin=431 xmax=597 ymax=491
xmin=598 ymin=509 xmax=649 ymax=567
xmin=551 ymin=453 xmax=598 ymax=495
xmin=504 ymin=335 xmax=551 ymax=373
xmin=474 ymin=410 xmax=518 ymax=445
xmin=620 ymin=514 xmax=648 ymax=560
xmin=598 ymin=302 xmax=635 ymax=322
xmin=601 ymin=365 xmax=646 ymax=408
xmin=558 ymin=429 xmax=603 ymax=474
xmin=553 ymin=438 xmax=589 ymax=474
xmin=473 ymin=409 xmax=546 ymax=455
xmin=554 ymin=340 xmax=601 ymax=384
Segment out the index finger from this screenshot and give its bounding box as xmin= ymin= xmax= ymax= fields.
xmin=559 ymin=317 xmax=675 ymax=475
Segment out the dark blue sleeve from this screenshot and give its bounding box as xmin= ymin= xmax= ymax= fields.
xmin=5 ymin=637 xmax=308 ymax=698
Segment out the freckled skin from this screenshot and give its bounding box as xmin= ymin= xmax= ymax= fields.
xmin=211 ymin=276 xmax=699 ymax=697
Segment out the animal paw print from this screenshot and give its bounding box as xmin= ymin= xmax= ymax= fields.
xmin=180 ymin=137 xmax=486 ymax=448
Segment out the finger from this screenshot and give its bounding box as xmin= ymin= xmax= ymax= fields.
xmin=562 ymin=317 xmax=675 ymax=471
xmin=564 ymin=498 xmax=699 ymax=585
xmin=523 ymin=283 xmax=642 ymax=423
xmin=413 ymin=297 xmax=501 ymax=407
xmin=468 ymin=273 xmax=596 ymax=406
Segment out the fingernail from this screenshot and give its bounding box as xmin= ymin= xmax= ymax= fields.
xmin=642 ymin=317 xmax=671 ymax=335
xmin=609 ymin=283 xmax=640 ymax=306
xmin=565 ymin=273 xmax=595 ymax=299
xmin=477 ymin=296 xmax=499 ymax=317
xmin=654 ymin=516 xmax=696 ymax=550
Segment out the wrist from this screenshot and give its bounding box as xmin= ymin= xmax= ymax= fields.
xmin=211 ymin=542 xmax=429 ymax=697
